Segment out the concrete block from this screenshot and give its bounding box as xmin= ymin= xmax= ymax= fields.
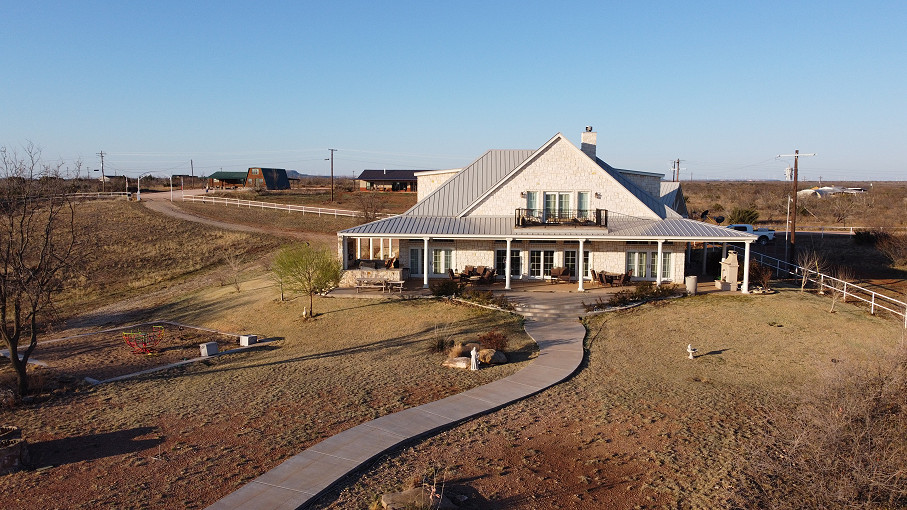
xmin=239 ymin=335 xmax=257 ymax=347
xmin=200 ymin=342 xmax=219 ymax=356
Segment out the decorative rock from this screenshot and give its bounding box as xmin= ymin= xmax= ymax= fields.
xmin=200 ymin=342 xmax=219 ymax=357
xmin=380 ymin=486 xmax=457 ymax=510
xmin=442 ymin=357 xmax=470 ymax=369
xmin=478 ymin=349 xmax=507 ymax=364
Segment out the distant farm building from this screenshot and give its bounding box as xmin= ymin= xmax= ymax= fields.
xmin=246 ymin=168 xmax=290 ymax=190
xmin=206 ymin=171 xmax=248 ymax=189
xmin=205 ymin=168 xmax=290 ymax=190
xmin=356 ymin=170 xmax=419 ymax=192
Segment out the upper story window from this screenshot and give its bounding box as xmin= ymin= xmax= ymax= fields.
xmin=251 ymin=168 xmax=260 ymax=175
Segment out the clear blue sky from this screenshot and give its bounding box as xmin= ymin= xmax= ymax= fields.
xmin=2 ymin=1 xmax=905 ymax=181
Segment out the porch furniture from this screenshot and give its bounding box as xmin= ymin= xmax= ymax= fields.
xmin=475 ymin=266 xmax=487 ymax=276
xmin=448 ymin=269 xmax=465 ymax=282
xmin=463 ymin=265 xmax=475 ymax=276
xmin=467 ymin=275 xmax=482 ymax=285
xmin=601 ymin=272 xmax=620 ymax=287
xmin=590 ymin=269 xmax=601 ymax=287
xmin=621 ymin=270 xmax=633 ymax=286
xmin=479 ymin=268 xmax=497 ymax=284
xmin=550 ymin=267 xmax=571 ymax=284
xmin=384 ymin=280 xmax=405 ymax=293
xmin=355 ymin=278 xmax=386 ymax=293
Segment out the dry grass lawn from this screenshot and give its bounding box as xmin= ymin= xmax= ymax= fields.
xmin=0 ymin=274 xmax=536 ymax=509
xmin=310 ymin=289 xmax=905 ymax=509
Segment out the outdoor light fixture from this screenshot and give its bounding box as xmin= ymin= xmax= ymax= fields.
xmin=520 ymin=191 xmax=527 ymax=198
xmin=595 ymin=192 xmax=602 ymax=199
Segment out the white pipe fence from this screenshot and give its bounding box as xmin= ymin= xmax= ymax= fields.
xmin=182 ymin=194 xmax=391 ymax=219
xmin=751 ymin=252 xmax=907 ymax=328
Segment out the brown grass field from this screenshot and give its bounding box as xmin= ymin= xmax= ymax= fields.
xmin=207 ymin=188 xmax=418 ymax=215
xmin=683 ymin=180 xmax=907 ymax=229
xmin=1 ymin=184 xmax=905 ymax=509
xmin=309 ymin=290 xmax=906 ymax=509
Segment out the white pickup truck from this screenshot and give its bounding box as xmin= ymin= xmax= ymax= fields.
xmin=727 ymin=224 xmax=775 ymax=245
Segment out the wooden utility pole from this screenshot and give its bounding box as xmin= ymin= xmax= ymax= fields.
xmin=328 ymin=148 xmax=337 ymax=202
xmin=97 ymin=151 xmax=106 ymax=192
xmin=777 ymin=150 xmax=816 ymax=264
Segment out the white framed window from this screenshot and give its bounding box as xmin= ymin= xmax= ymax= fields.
xmin=431 ymin=248 xmax=452 ymax=275
xmin=529 ymin=250 xmax=554 ymax=278
xmin=495 ymin=249 xmax=522 ymax=277
xmin=625 ymin=251 xmax=672 ymax=280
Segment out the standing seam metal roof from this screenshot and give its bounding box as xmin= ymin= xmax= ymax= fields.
xmin=404 ymin=149 xmax=534 ymax=217
xmin=340 ymin=214 xmax=756 ymax=240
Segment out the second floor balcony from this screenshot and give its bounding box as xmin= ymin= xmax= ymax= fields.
xmin=515 ymin=208 xmax=608 ymax=228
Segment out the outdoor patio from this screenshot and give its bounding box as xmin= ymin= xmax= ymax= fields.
xmin=328 ymin=277 xmax=737 ymax=298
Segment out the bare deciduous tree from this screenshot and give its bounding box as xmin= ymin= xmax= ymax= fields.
xmin=271 ymin=243 xmax=341 ymax=317
xmin=0 ymin=144 xmax=76 ymax=397
xmin=796 ymin=249 xmax=827 ymax=292
xmin=356 ymin=191 xmax=387 ymax=223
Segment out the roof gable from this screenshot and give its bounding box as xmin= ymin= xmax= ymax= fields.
xmin=402 ymin=149 xmax=534 ymax=217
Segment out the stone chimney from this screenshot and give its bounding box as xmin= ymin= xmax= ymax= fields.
xmin=581 ymin=126 xmax=596 ymax=160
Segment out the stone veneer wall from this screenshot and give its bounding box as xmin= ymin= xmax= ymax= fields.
xmin=468 ymin=137 xmax=660 ymax=220
xmin=395 ymin=239 xmax=687 ymax=282
xmin=416 ymin=169 xmax=460 ymax=201
xmin=618 ymin=172 xmax=662 ymax=198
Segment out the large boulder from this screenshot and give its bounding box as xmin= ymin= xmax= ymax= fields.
xmin=442 ymin=357 xmax=470 ymax=369
xmin=477 ymin=349 xmax=507 ymax=364
xmin=381 ymin=486 xmax=457 ymax=509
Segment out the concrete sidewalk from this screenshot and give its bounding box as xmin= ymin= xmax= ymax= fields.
xmin=206 ymin=295 xmax=587 ymax=510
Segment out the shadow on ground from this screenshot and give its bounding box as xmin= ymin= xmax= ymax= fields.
xmin=28 ymin=426 xmax=163 ymax=467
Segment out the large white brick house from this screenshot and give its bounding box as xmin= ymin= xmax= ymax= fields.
xmin=338 ymin=128 xmax=756 ymax=292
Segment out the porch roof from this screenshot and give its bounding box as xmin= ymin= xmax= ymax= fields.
xmin=339 ymin=214 xmax=756 ymax=242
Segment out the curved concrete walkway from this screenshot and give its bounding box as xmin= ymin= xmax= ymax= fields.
xmin=207 ymin=293 xmax=589 ymax=510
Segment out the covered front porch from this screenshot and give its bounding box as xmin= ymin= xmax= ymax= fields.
xmin=337 ymin=233 xmax=756 ymax=294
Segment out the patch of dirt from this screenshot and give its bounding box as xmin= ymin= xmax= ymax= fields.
xmin=31 ymin=324 xmax=238 ymax=382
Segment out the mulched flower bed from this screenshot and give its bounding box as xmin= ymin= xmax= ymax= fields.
xmin=31 ymin=323 xmax=239 ymax=382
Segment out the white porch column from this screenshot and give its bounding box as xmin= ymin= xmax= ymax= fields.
xmin=380 ymin=238 xmax=385 ymax=259
xmin=655 ymin=240 xmax=664 ymax=287
xmin=701 ymin=242 xmax=708 ymax=275
xmin=340 ymin=235 xmax=348 ymax=269
xmin=369 ymin=238 xmax=374 ymax=259
xmin=422 ymin=237 xmax=430 ymax=289
xmin=742 ymin=241 xmax=751 ymax=294
xmin=356 ymin=238 xmax=362 ymax=260
xmin=577 ymin=239 xmax=585 ymax=291
xmin=505 ymin=238 xmax=513 ymax=290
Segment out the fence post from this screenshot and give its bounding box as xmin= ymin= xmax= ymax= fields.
xmin=871 ymin=293 xmax=875 ymax=315
xmin=842 ymin=281 xmax=847 ymax=302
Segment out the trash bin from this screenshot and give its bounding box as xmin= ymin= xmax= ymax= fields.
xmin=685 ymin=275 xmax=698 ymax=295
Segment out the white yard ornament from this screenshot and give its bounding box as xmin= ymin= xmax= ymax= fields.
xmin=687 ymin=344 xmax=698 ymax=360
xmin=470 ymin=347 xmax=479 ymax=371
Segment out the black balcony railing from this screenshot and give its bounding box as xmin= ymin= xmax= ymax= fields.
xmin=514 ymin=208 xmax=608 ymax=228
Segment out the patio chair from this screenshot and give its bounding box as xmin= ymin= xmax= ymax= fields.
xmin=464 ymin=265 xmax=475 ymax=276
xmin=480 ymin=268 xmax=496 ymax=284
xmin=620 ymin=269 xmax=633 ymax=286
xmin=475 ymin=265 xmax=486 ymax=276
xmin=448 ymin=269 xmax=461 ymax=282
xmin=590 ymin=269 xmax=600 ymax=286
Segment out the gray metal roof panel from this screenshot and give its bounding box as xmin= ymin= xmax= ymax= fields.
xmin=341 ymin=215 xmax=758 ymax=240
xmin=596 ymin=158 xmax=681 ymax=220
xmin=404 ymin=150 xmax=533 ymax=217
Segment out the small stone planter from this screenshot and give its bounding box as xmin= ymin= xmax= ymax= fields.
xmin=199 ymin=342 xmax=219 ymax=357
xmin=714 ymin=280 xmax=735 ymax=291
